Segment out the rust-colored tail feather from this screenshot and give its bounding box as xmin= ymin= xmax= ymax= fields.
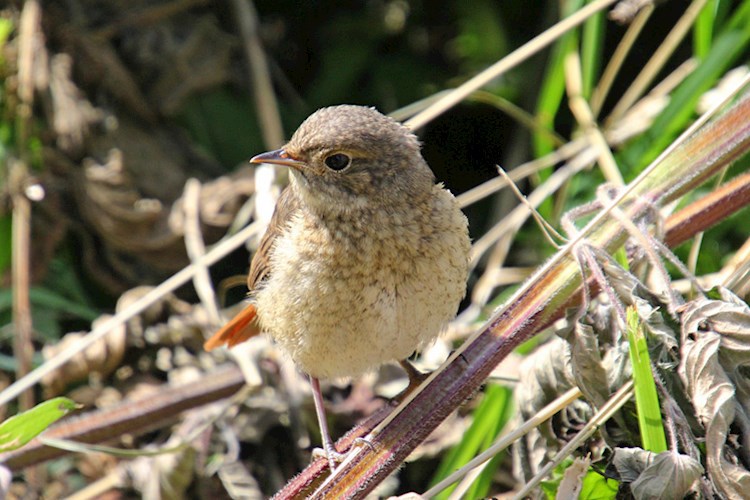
xmin=204 ymin=304 xmax=260 ymax=351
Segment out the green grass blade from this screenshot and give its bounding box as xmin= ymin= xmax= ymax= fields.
xmin=580 ymin=8 xmax=605 ymax=99
xmin=693 ymin=0 xmax=717 ymax=58
xmin=0 ymin=286 xmax=100 ymax=324
xmin=430 ymin=383 xmax=513 ymax=499
xmin=726 ymin=0 xmax=750 ymax=30
xmin=626 ymin=307 xmax=667 ymax=453
xmin=533 ymin=0 xmax=584 ymax=159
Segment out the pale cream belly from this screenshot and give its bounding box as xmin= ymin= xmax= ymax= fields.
xmin=255 ymin=260 xmax=459 ymax=379
xmin=254 ymin=241 xmax=466 ymax=378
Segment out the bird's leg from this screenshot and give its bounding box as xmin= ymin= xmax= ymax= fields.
xmin=393 ymin=359 xmax=429 ymax=403
xmin=309 ymin=376 xmax=344 ymax=471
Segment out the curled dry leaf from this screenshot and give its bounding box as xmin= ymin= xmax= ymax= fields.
xmin=630 ymin=451 xmax=703 ymax=500
xmin=514 ymin=337 xmax=592 ymax=478
xmin=215 ymin=460 xmax=263 ymax=500
xmin=559 ymin=319 xmax=613 ymax=409
xmin=678 ymin=287 xmax=750 ymax=498
xmin=612 ymin=447 xmax=703 ymax=500
xmin=74 ymin=132 xmax=254 ymax=291
xmin=687 ymin=287 xmax=750 ymax=411
xmin=41 ymin=316 xmax=126 ymax=397
xmin=514 ymin=243 xmax=684 ymax=482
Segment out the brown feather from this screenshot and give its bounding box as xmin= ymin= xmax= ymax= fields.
xmin=247 ymin=186 xmax=301 ymax=290
xmin=204 ymin=185 xmax=300 ymax=351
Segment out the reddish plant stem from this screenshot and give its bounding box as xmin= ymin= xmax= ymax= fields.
xmin=665 ymin=170 xmax=750 ymax=248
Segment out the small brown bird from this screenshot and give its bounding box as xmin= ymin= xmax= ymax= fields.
xmin=204 ymin=105 xmax=470 ymax=470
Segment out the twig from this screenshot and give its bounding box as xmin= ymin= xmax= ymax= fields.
xmin=232 ymin=0 xmax=284 ymax=149
xmin=469 ymin=155 xmax=586 ymax=268
xmin=606 ymin=0 xmax=709 ymax=124
xmin=424 ymin=387 xmax=582 ymax=498
xmin=232 ymin=0 xmax=286 ymax=243
xmin=183 ymin=179 xmax=221 ymax=325
xmin=404 ymin=0 xmax=619 ymax=131
xmin=590 ymin=3 xmax=653 ymax=116
xmin=0 ymin=365 xmax=246 ymax=470
xmin=514 ymin=381 xmax=634 ymax=498
xmin=456 ymin=137 xmax=588 ymax=209
xmin=665 ymin=170 xmax=750 ymax=249
xmin=565 ymin=52 xmax=624 ymax=186
xmin=13 ymin=0 xmax=43 ymax=413
xmin=9 ymin=162 xmax=33 ymax=413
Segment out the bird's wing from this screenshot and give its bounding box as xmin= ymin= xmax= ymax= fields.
xmin=247 ymin=185 xmax=300 ymax=290
xmin=204 ymin=185 xmax=300 ymax=351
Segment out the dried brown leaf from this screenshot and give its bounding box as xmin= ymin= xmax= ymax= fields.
xmin=679 ymin=289 xmax=750 ymax=498
xmin=75 ymin=138 xmax=253 ymax=290
xmin=48 ymin=53 xmax=104 ymax=153
xmin=613 ymin=447 xmax=703 ymax=500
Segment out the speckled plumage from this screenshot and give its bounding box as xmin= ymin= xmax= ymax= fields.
xmin=251 ymin=105 xmax=471 ymax=379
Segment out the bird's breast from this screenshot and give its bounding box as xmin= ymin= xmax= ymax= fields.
xmin=254 ymin=191 xmax=469 ymax=379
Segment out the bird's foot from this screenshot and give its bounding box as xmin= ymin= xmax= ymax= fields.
xmin=312 ymin=437 xmax=376 ymax=471
xmin=312 ymin=445 xmax=346 ymax=472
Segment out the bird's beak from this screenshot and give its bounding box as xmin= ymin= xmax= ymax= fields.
xmin=250 ymin=149 xmax=305 ymax=170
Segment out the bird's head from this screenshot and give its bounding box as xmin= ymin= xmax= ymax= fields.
xmin=251 ymin=105 xmax=435 ymax=213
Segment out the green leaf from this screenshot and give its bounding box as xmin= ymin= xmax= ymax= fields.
xmin=176 ymin=88 xmax=263 ymax=168
xmin=579 ymin=470 xmax=618 ymax=499
xmin=0 ymin=397 xmax=80 ymax=452
xmin=693 ymin=0 xmax=717 ymax=59
xmin=0 ymin=18 xmax=13 ymax=50
xmin=533 ymin=30 xmax=576 ymax=159
xmin=580 ymin=8 xmax=605 ymax=99
xmin=0 ymin=214 xmax=10 ymax=275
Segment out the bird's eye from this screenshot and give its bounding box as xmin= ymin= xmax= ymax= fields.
xmin=324 ymin=153 xmax=351 ymax=171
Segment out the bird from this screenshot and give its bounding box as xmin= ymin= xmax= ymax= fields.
xmin=204 ymin=105 xmax=470 ymax=470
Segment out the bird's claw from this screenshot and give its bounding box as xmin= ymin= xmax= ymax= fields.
xmin=312 ymin=437 xmax=376 ymax=471
xmin=312 ymin=445 xmax=346 ymax=472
